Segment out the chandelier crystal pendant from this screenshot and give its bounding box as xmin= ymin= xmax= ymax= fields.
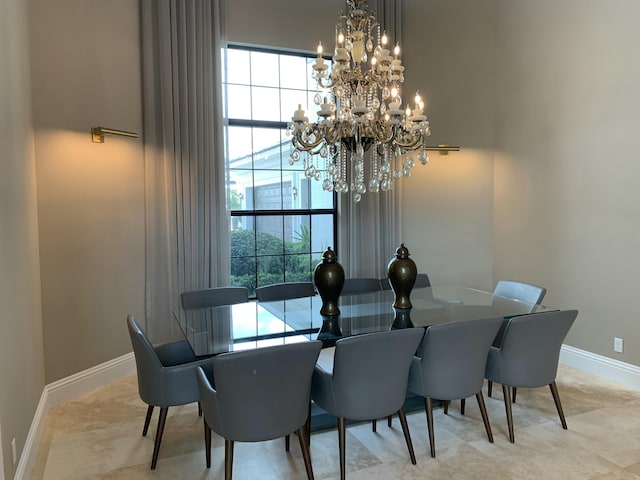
xmin=286 ymin=0 xmax=432 ymax=203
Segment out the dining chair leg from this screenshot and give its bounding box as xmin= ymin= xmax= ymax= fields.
xmin=443 ymin=400 xmax=449 ymax=415
xmin=151 ymin=406 xmax=168 ymax=469
xmin=337 ymin=417 xmax=347 ymax=480
xmin=476 ymin=392 xmax=494 ymax=443
xmin=198 ymin=401 xmax=202 ymax=417
xmin=502 ymin=385 xmax=515 ymax=443
xmin=397 ymin=406 xmax=417 ymax=465
xmin=372 ymin=419 xmax=377 ymax=432
xmin=297 ymin=426 xmax=315 ymax=480
xmin=512 ymin=387 xmax=517 ymax=403
xmin=424 ymin=397 xmax=436 ymax=458
xmin=224 ymin=439 xmax=234 ymax=480
xmin=488 ymin=380 xmax=493 ymax=397
xmin=285 ymin=434 xmax=290 ymax=452
xmin=549 ymin=381 xmax=568 ymax=429
xmin=204 ymin=420 xmax=212 ymax=468
xmin=387 ymin=415 xmax=392 ymax=427
xmin=306 ymin=401 xmax=312 ymax=447
xmin=460 ymin=398 xmax=466 ymax=415
xmin=142 ymin=405 xmax=154 ymax=436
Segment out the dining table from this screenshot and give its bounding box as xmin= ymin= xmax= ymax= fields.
xmin=174 ymin=286 xmax=556 ymax=358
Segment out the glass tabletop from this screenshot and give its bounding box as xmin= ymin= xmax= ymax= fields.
xmin=174 ymin=286 xmax=556 ymax=356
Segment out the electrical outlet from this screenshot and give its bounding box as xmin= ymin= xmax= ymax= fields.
xmin=614 ymin=337 xmax=623 ymax=353
xmin=11 ymin=437 xmax=16 ymax=465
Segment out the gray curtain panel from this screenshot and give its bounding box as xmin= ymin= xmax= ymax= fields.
xmin=140 ymin=0 xmax=230 ymax=342
xmin=338 ymin=0 xmax=404 ymax=278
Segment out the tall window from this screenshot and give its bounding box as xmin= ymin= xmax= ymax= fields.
xmin=223 ymin=46 xmax=337 ymax=296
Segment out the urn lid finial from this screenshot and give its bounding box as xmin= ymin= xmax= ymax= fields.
xmin=323 ymin=247 xmax=338 ymax=263
xmin=395 ymin=243 xmax=410 ymax=259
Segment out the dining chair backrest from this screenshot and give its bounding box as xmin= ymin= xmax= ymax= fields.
xmin=197 ymin=341 xmax=322 ymax=442
xmin=379 ymin=273 xmax=431 ymax=290
xmin=493 ymin=280 xmax=546 ymax=307
xmin=255 ymin=282 xmax=316 ymax=302
xmin=486 ymin=310 xmax=578 ymax=388
xmin=181 ymin=287 xmax=249 ymax=310
xmin=408 ymin=317 xmax=503 ymax=400
xmin=127 ymin=315 xmax=202 ymax=407
xmin=128 ymin=315 xmax=215 ymax=469
xmin=414 ymin=273 xmax=432 ymax=289
xmin=341 ymin=277 xmax=381 ymax=295
xmin=320 ymin=328 xmax=424 ymax=421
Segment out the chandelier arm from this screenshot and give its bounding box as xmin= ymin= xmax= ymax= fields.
xmin=371 ymin=122 xmax=398 ymax=145
xmin=292 ymin=134 xmax=325 ymax=152
xmin=393 ymin=132 xmax=424 ymax=150
xmin=324 ymin=126 xmax=342 ymax=145
xmin=317 ymin=76 xmax=338 ymax=90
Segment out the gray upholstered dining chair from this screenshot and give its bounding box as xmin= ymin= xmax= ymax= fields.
xmin=484 ymin=309 xmax=578 ymax=443
xmin=311 ymin=328 xmax=425 ymax=480
xmin=181 ymin=286 xmax=249 ymax=309
xmin=488 ymin=280 xmax=547 ymax=400
xmin=255 ymin=281 xmax=316 ymax=302
xmin=197 ymin=341 xmax=322 ymax=480
xmin=492 ymin=280 xmax=547 ymax=306
xmin=341 ymin=277 xmax=381 ymax=295
xmin=127 ymin=315 xmax=213 ymax=469
xmin=379 ymin=272 xmax=431 ymax=290
xmin=406 ymin=317 xmax=504 ymax=457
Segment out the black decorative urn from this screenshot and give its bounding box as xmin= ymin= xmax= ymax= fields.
xmin=313 ymin=247 xmax=345 ymax=316
xmin=387 ymin=243 xmax=417 ymax=309
xmin=391 ymin=307 xmax=414 ymax=329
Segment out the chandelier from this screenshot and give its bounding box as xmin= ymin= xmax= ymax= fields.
xmin=287 ymin=0 xmax=453 ymax=203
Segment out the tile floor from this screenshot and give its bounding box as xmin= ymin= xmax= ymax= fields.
xmin=31 ymin=365 xmax=640 ymax=479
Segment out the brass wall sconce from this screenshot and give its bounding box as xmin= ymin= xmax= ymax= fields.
xmin=426 ymin=144 xmax=461 ymax=156
xmin=91 ymin=127 xmax=139 ymax=143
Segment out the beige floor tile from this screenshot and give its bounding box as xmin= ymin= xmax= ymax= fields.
xmin=31 ymin=365 xmax=640 ymax=480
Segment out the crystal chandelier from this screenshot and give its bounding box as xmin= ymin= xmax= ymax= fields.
xmin=287 ymin=0 xmax=440 ymax=203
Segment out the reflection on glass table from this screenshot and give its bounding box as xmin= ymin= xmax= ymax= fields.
xmin=174 ymin=287 xmax=556 ymax=357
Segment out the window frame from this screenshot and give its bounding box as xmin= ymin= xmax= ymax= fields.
xmin=224 ymin=44 xmax=338 ymax=296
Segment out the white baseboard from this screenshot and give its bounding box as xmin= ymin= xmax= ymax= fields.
xmin=560 ymin=344 xmax=640 ymax=391
xmin=14 ymin=352 xmax=136 ymax=480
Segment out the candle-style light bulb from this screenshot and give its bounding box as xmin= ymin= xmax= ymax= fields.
xmin=415 ymin=92 xmax=422 ymax=106
xmin=391 ymin=86 xmax=398 ymax=99
xmin=394 ymin=43 xmax=400 ymax=58
xmin=338 ymin=32 xmax=345 ymax=46
xmin=381 ymin=32 xmax=388 ymax=46
xmin=317 ymin=42 xmax=323 ymax=56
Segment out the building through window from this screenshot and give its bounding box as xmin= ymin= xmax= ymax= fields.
xmin=223 ymin=45 xmax=337 ymax=296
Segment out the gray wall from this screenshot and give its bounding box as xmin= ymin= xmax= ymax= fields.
xmin=0 ymin=0 xmax=45 ymax=477
xmin=401 ymin=0 xmax=497 ymax=289
xmin=493 ymin=0 xmax=640 ymax=365
xmin=28 ymin=0 xmax=145 ymax=383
